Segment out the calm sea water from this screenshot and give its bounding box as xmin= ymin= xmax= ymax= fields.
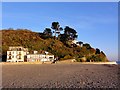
xmin=116 ymin=60 xmax=120 ymax=64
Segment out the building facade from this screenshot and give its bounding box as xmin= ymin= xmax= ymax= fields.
xmin=7 ymin=46 xmax=29 ymax=62
xmin=27 ymin=54 xmax=54 ymax=62
xmin=7 ymin=46 xmax=54 ymax=62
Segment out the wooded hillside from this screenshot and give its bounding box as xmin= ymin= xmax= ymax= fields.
xmin=1 ymin=28 xmax=108 ymax=62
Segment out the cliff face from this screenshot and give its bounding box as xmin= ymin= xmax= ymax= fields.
xmin=1 ymin=29 xmax=108 ymax=62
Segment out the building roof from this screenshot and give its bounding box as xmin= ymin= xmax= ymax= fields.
xmin=8 ymin=46 xmax=28 ymax=51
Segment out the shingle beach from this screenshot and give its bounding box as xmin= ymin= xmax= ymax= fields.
xmin=2 ymin=63 xmax=119 ymax=89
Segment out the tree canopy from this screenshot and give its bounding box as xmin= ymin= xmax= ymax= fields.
xmin=43 ymin=28 xmax=52 ymax=36
xmin=51 ymin=22 xmax=63 ymax=37
xmin=64 ymin=26 xmax=78 ymax=40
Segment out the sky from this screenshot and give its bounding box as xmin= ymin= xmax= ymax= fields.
xmin=2 ymin=2 xmax=118 ymax=61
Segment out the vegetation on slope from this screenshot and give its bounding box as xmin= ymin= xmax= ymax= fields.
xmin=1 ymin=22 xmax=108 ymax=62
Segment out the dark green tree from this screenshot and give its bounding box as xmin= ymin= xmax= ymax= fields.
xmin=83 ymin=43 xmax=91 ymax=49
xmin=51 ymin=22 xmax=63 ymax=38
xmin=100 ymin=51 xmax=106 ymax=56
xmin=76 ymin=41 xmax=83 ymax=46
xmin=95 ymin=48 xmax=100 ymax=54
xmin=64 ymin=26 xmax=78 ymax=40
xmin=43 ymin=28 xmax=52 ymax=36
xmin=58 ymin=34 xmax=69 ymax=43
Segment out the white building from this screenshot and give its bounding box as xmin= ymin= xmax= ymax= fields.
xmin=27 ymin=54 xmax=54 ymax=62
xmin=7 ymin=46 xmax=54 ymax=62
xmin=7 ymin=46 xmax=29 ymax=62
xmin=26 ymin=50 xmax=54 ymax=62
xmin=72 ymin=40 xmax=83 ymax=47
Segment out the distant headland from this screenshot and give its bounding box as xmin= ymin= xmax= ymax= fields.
xmin=1 ymin=22 xmax=108 ymax=62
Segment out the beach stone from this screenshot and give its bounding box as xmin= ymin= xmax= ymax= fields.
xmin=2 ymin=64 xmax=119 ymax=88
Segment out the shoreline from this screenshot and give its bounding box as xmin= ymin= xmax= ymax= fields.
xmin=1 ymin=61 xmax=117 ymax=65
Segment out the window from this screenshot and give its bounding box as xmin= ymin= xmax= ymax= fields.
xmin=12 ymin=56 xmax=14 ymax=58
xmin=19 ymin=48 xmax=22 ymax=51
xmin=19 ymin=52 xmax=21 ymax=55
xmin=9 ymin=56 xmax=12 ymax=59
xmin=9 ymin=52 xmax=11 ymax=55
xmin=49 ymin=57 xmax=54 ymax=61
xmin=18 ymin=56 xmax=21 ymax=59
xmin=49 ymin=57 xmax=53 ymax=59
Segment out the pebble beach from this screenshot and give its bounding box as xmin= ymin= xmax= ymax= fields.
xmin=2 ymin=63 xmax=119 ymax=89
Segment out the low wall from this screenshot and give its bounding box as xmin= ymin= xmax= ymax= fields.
xmin=1 ymin=61 xmax=117 ymax=65
xmin=57 ymin=61 xmax=117 ymax=64
xmin=79 ymin=62 xmax=117 ymax=64
xmin=2 ymin=62 xmax=43 ymax=65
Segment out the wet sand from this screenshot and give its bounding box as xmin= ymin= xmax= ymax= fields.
xmin=2 ymin=63 xmax=119 ymax=88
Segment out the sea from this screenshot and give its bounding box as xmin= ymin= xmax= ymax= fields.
xmin=116 ymin=60 xmax=120 ymax=64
